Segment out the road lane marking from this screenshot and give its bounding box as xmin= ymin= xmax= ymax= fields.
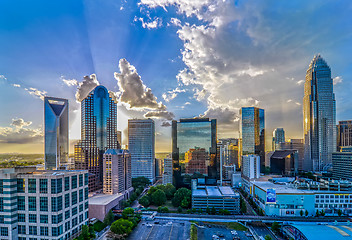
xmin=327 ymin=225 xmax=350 ymax=236
xmin=169 ymin=223 xmax=174 ymax=240
xmin=146 ymin=225 xmax=155 ymax=240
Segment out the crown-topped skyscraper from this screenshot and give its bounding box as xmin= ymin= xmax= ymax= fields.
xmin=303 ymin=55 xmax=336 ymax=171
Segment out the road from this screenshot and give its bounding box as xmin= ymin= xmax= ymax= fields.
xmin=238 ymin=190 xmax=257 ymax=216
xmin=249 ymin=223 xmax=278 ymax=240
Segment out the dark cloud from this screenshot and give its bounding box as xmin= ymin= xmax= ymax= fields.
xmin=114 ymin=58 xmax=167 ymax=110
xmin=144 ymin=110 xmax=175 ymax=120
xmin=75 ymin=74 xmax=100 ymax=102
xmin=161 ymin=121 xmax=172 ymax=127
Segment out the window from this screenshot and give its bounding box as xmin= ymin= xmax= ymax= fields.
xmin=65 ymin=210 xmax=70 ymax=219
xmin=65 ymin=193 xmax=70 ymax=208
xmin=72 ymin=176 xmax=77 ymax=189
xmin=40 ymin=215 xmax=48 ymax=223
xmin=79 ymin=174 xmax=83 ymax=187
xmin=85 ymin=201 xmax=88 ymax=210
xmin=57 ymin=178 xmax=62 ymax=194
xmin=40 ymin=179 xmax=48 ymax=193
xmin=85 ymin=188 xmax=88 ymax=200
xmin=65 ymin=177 xmax=70 ymax=191
xmin=17 ymin=179 xmax=25 ymax=193
xmin=28 ymin=179 xmax=36 ymax=193
xmin=65 ymin=221 xmax=70 ymax=232
xmin=72 ymin=206 xmax=77 ymax=216
xmin=84 ymin=173 xmax=88 ymax=185
xmin=0 ymin=198 xmax=3 ymax=212
xmin=40 ymin=197 xmax=48 ymax=211
xmin=0 ymin=227 xmax=8 ymax=236
xmin=29 ymin=214 xmax=36 ymax=223
xmin=18 ymin=196 xmax=25 ymax=210
xmin=58 ymin=213 xmax=63 ymax=223
xmin=18 ymin=225 xmax=26 ymax=234
xmin=79 ymin=189 xmax=83 ymax=202
xmin=79 ymin=204 xmax=83 ymax=212
xmin=0 ymin=180 xmax=3 ymax=194
xmin=0 ymin=215 xmax=4 ymax=223
xmin=72 ymin=191 xmax=77 ymax=205
xmin=72 ymin=217 xmax=78 ymax=227
xmin=52 ymin=215 xmax=58 ymax=224
xmin=28 ymin=197 xmax=36 ymax=211
xmin=51 ymin=179 xmax=57 ymax=194
xmin=52 ymin=197 xmax=58 ymax=212
xmin=79 ymin=214 xmax=83 ymax=223
xmin=29 ymin=226 xmax=37 ymax=235
xmin=40 ymin=226 xmax=49 ymax=236
xmin=58 ymin=196 xmax=63 ymax=211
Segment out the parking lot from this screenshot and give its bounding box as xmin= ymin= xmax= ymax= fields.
xmin=197 ymin=223 xmax=255 ymax=240
xmin=128 ymin=219 xmax=191 ymax=240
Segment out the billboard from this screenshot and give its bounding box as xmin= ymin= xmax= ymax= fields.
xmin=266 ymin=188 xmax=276 ymax=203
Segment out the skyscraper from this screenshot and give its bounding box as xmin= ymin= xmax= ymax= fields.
xmin=128 ymin=119 xmax=155 ymax=183
xmin=303 ymin=55 xmax=336 ymax=171
xmin=277 ymin=139 xmax=304 ymax=171
xmin=172 ymin=118 xmax=217 ymax=187
xmin=44 ymin=96 xmax=69 ymax=170
xmin=74 ymin=86 xmax=120 ymax=192
xmin=272 ymin=128 xmax=285 ymax=151
xmin=337 ymin=120 xmax=352 ymax=151
xmin=240 ymin=107 xmax=265 ymax=172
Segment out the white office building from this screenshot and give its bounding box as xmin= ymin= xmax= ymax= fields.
xmin=128 ymin=119 xmax=155 ymax=183
xmin=162 ymin=158 xmax=172 ymax=185
xmin=241 ymin=155 xmax=260 ymax=180
xmin=0 ymin=167 xmax=89 ymax=240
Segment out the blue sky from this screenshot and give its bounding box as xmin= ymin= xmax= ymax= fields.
xmin=0 ymin=0 xmax=351 ymax=153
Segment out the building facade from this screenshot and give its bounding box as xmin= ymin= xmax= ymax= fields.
xmin=277 ymin=139 xmax=304 ymax=171
xmin=218 ymin=138 xmax=239 ymax=169
xmin=332 ymin=152 xmax=352 ymax=180
xmin=162 ymin=158 xmax=173 ymax=185
xmin=272 ymin=128 xmax=285 ymax=151
xmin=128 ymin=119 xmax=155 ymax=183
xmin=44 ymin=97 xmax=69 ymax=170
xmin=103 ymin=149 xmax=132 ymax=194
xmin=74 ymin=86 xmax=120 ymax=192
xmin=270 ymin=150 xmax=298 ymax=176
xmin=240 ymin=107 xmax=265 ymax=172
xmin=241 ymin=155 xmax=260 ymax=180
xmin=337 ymin=120 xmax=352 ymax=151
xmin=303 ymin=55 xmax=336 ymax=171
xmin=172 ymin=118 xmax=217 ymax=187
xmin=0 ymin=167 xmax=89 ymax=240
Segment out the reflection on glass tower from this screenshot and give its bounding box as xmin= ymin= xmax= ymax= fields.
xmin=272 ymin=128 xmax=285 ymax=151
xmin=44 ymin=97 xmax=69 ymax=170
xmin=74 ymin=86 xmax=120 ymax=192
xmin=172 ymin=118 xmax=217 ymax=187
xmin=303 ymin=55 xmax=336 ymax=171
xmin=240 ymin=107 xmax=265 ymax=172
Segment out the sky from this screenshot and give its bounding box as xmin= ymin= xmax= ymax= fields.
xmin=0 ymin=0 xmax=351 ymax=153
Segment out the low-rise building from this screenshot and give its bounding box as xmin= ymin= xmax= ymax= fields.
xmin=0 ymin=167 xmax=89 ymax=240
xmin=191 ymin=180 xmax=240 ymax=214
xmin=332 ymin=151 xmax=352 ymax=180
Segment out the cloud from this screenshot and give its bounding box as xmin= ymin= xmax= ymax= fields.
xmin=24 ymin=87 xmax=47 ymax=100
xmin=0 ymin=75 xmax=6 ymax=81
xmin=12 ymin=84 xmax=21 ymax=88
xmin=296 ymin=80 xmax=305 ymax=85
xmin=161 ymin=121 xmax=172 ymax=127
xmin=75 ymin=74 xmax=100 ymax=102
xmin=11 ymin=118 xmax=32 ymax=128
xmin=162 ymin=87 xmax=186 ymax=102
xmin=168 ymin=17 xmax=182 ymax=27
xmin=114 ymin=58 xmax=167 ymax=111
xmin=333 ymin=76 xmax=343 ymax=85
xmin=200 ymin=106 xmax=238 ymax=125
xmin=61 ymin=76 xmax=78 ymax=87
xmin=0 ymin=119 xmax=42 ymax=144
xmin=134 ymin=16 xmax=163 ymax=29
xmin=144 ymin=110 xmax=175 ymax=120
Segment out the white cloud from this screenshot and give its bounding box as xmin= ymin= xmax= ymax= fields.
xmin=24 ymin=87 xmax=47 ymax=100
xmin=0 ymin=119 xmax=42 ymax=144
xmin=134 ymin=16 xmax=163 ymax=29
xmin=12 ymin=84 xmax=21 ymax=88
xmin=75 ymin=74 xmax=100 ymax=102
xmin=333 ymin=76 xmax=343 ymax=85
xmin=162 ymin=87 xmax=186 ymax=102
xmin=11 ymin=118 xmax=32 ymax=128
xmin=61 ymin=76 xmax=78 ymax=87
xmin=168 ymin=17 xmax=182 ymax=27
xmin=0 ymin=75 xmax=6 ymax=80
xmin=296 ymin=80 xmax=305 ymax=85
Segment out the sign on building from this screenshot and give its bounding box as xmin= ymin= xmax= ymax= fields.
xmin=266 ymin=188 xmax=276 ymax=203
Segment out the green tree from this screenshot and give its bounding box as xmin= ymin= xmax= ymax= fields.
xmin=315 ymin=210 xmax=320 ymax=217
xmin=338 ymin=209 xmax=342 ymax=217
xmin=206 ymin=207 xmax=211 ymax=214
xmin=81 ymin=225 xmax=90 ymax=240
xmin=181 ymin=198 xmax=190 ymax=208
xmin=264 ymin=235 xmax=272 ymax=240
xmin=271 ymin=222 xmax=280 ymax=232
xmin=156 ymin=184 xmax=166 ymax=192
xmin=132 ymin=177 xmax=150 ymax=189
xmin=103 ymin=210 xmax=115 ymax=226
xmin=164 ymin=183 xmax=176 ymax=200
xmin=300 ymin=210 xmax=304 ymax=217
xmin=305 ymin=210 xmax=309 ymax=216
xmin=223 ymin=209 xmax=230 ymax=215
xmin=121 ymin=200 xmax=130 ymax=209
xmin=172 ymin=188 xmax=191 ymax=207
xmin=211 ymin=207 xmax=216 ymax=215
xmin=147 ymin=186 xmax=158 ymax=196
xmin=110 ymin=219 xmax=134 ymax=235
xmin=122 ymin=207 xmax=135 ymax=219
xmin=240 ymin=201 xmax=247 ymax=214
xmin=151 ymin=189 xmax=167 ymax=206
xmin=178 ymin=206 xmax=183 ymax=213
xmin=138 ymin=196 xmax=150 ymax=207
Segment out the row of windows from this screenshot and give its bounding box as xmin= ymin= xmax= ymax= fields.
xmin=316 ymin=194 xmax=352 ymax=199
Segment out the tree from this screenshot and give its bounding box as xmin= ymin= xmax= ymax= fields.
xmin=122 ymin=207 xmax=135 ymax=219
xmin=132 ymin=177 xmax=150 ymax=189
xmin=121 ymin=200 xmax=130 ymax=209
xmin=104 ymin=210 xmax=115 ymax=226
xmin=316 ymin=210 xmax=320 ymax=217
xmin=110 ymin=219 xmax=134 ymax=235
xmin=223 ymin=209 xmax=230 ymax=215
xmin=147 ymin=186 xmax=158 ymax=196
xmin=138 ymin=196 xmax=150 ymax=207
xmin=320 ymin=210 xmax=325 ymax=216
xmin=181 ymin=198 xmax=190 ymax=208
xmin=178 ymin=206 xmax=183 ymax=213
xmin=206 ymin=207 xmax=211 ymax=214
xmin=264 ymin=235 xmax=272 ymax=240
xmin=271 ymin=222 xmax=280 ymax=232
xmin=211 ymin=207 xmax=216 ymax=215
xmin=338 ymin=209 xmax=342 ymax=217
xmin=172 ymin=188 xmax=191 ymax=207
xmin=300 ymin=210 xmax=304 ymax=217
xmin=164 ymin=183 xmax=176 ymax=200
xmin=305 ymin=210 xmax=309 ymax=217
xmin=151 ymin=189 xmax=167 ymax=206
xmin=81 ymin=225 xmax=90 ymax=240
xmin=240 ymin=201 xmax=247 ymax=214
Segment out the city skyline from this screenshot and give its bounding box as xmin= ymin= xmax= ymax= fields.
xmin=0 ymin=1 xmax=352 ymax=153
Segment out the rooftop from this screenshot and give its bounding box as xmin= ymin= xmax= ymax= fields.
xmin=89 ymin=193 xmax=124 ymax=205
xmin=291 ymin=223 xmax=352 ymax=240
xmin=193 ymin=186 xmax=239 ymax=197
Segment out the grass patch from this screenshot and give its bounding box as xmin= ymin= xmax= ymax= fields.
xmin=93 ymin=221 xmax=107 ymax=232
xmin=203 ymin=222 xmax=248 ymax=231
xmin=190 ymin=224 xmax=198 ymax=240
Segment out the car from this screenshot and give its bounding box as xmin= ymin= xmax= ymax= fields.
xmin=154 ymin=222 xmax=159 ymax=224
xmin=231 ymin=230 xmax=238 ymax=235
xmin=218 ymin=233 xmax=224 ymax=237
xmin=245 ymin=233 xmax=253 ymax=237
xmin=212 ymin=235 xmax=219 ymax=240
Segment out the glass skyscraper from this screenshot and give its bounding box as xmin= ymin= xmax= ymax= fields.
xmin=239 ymin=107 xmax=265 ymax=172
xmin=303 ymin=55 xmax=336 ymax=171
xmin=172 ymin=118 xmax=217 ymax=187
xmin=128 ymin=119 xmax=155 ymax=183
xmin=272 ymin=128 xmax=285 ymax=151
xmin=74 ymin=86 xmax=120 ymax=192
xmin=44 ymin=96 xmax=69 ymax=170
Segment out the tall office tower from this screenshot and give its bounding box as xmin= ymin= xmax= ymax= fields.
xmin=162 ymin=158 xmax=173 ymax=185
xmin=241 ymin=155 xmax=260 ymax=180
xmin=0 ymin=167 xmax=89 ymax=240
xmin=172 ymin=118 xmax=217 ymax=187
xmin=103 ymin=149 xmax=132 ymax=194
xmin=277 ymin=139 xmax=304 ymax=171
xmin=74 ymin=86 xmax=120 ymax=192
xmin=272 ymin=128 xmax=285 ymax=151
xmin=128 ymin=119 xmax=155 ymax=183
xmin=44 ymin=97 xmax=69 ymax=170
xmin=337 ymin=121 xmax=352 ymax=151
xmin=303 ymin=55 xmax=336 ymax=171
xmin=240 ymin=107 xmax=265 ymax=172
xmin=217 ymin=138 xmax=239 ymax=169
